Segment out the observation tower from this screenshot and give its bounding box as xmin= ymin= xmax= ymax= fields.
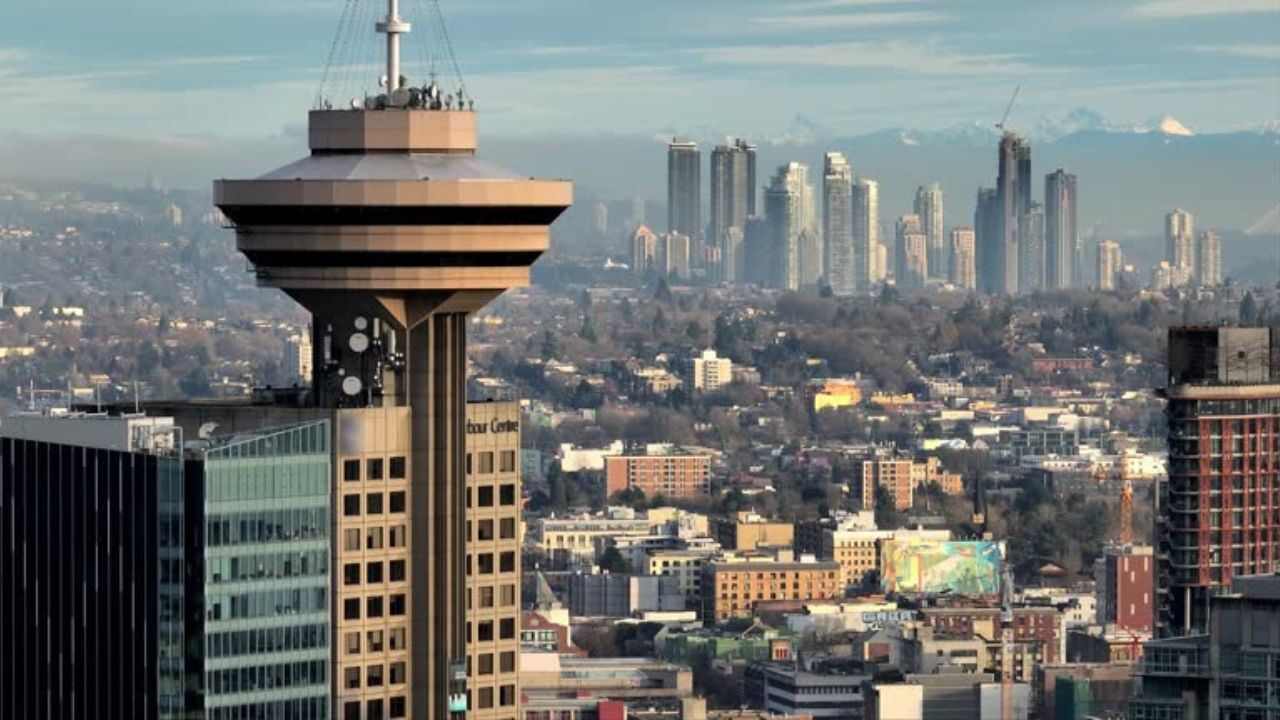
xmin=214 ymin=1 xmax=571 ymax=717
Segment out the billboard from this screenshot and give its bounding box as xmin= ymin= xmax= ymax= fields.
xmin=880 ymin=540 xmax=1003 ymax=595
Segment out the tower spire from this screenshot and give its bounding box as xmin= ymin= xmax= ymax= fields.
xmin=376 ymin=0 xmax=411 ymax=92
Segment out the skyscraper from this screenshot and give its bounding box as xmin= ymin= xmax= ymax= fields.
xmin=1 ymin=415 xmax=334 ymax=720
xmin=1097 ymin=239 xmax=1122 ymax=291
xmin=1158 ymin=327 xmax=1280 ymax=637
xmin=667 ymin=138 xmax=701 ymax=258
xmin=1018 ymin=202 xmax=1045 ymax=293
xmin=797 ymin=228 xmax=822 ymax=289
xmin=852 ymin=178 xmax=880 ymax=291
xmin=894 ymin=214 xmax=927 ymax=291
xmin=950 ymin=226 xmax=977 ymax=290
xmin=463 ymin=401 xmax=523 ymax=720
xmin=1197 ymin=230 xmax=1222 ymax=287
xmin=975 ymin=187 xmax=1000 ymax=294
xmin=212 ymin=7 xmax=571 ymax=717
xmin=913 ymin=183 xmax=944 ymax=280
xmin=631 ymin=225 xmax=658 ymax=275
xmin=823 ymin=152 xmax=855 ymax=296
xmin=743 ymin=216 xmax=771 ymax=286
xmin=995 ymin=133 xmax=1030 ymax=294
xmin=591 ymin=201 xmax=608 ymax=237
xmin=1044 ymin=169 xmax=1078 ymax=290
xmin=1166 ymin=208 xmax=1195 ymax=282
xmin=709 ymin=139 xmax=756 ymax=283
xmin=765 ymin=164 xmax=806 ymax=291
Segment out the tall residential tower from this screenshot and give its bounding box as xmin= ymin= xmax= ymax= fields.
xmin=913 ymin=183 xmax=944 ymax=281
xmin=823 ymin=152 xmax=855 ymax=296
xmin=852 ymin=178 xmax=880 ymax=291
xmin=667 ymin=139 xmax=702 ymax=259
xmin=1158 ymin=327 xmax=1280 ymax=637
xmin=1044 ymin=169 xmax=1078 ymax=290
xmin=709 ymin=139 xmax=756 ymax=282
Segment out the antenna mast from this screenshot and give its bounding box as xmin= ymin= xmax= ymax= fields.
xmin=377 ymin=0 xmax=412 ymax=92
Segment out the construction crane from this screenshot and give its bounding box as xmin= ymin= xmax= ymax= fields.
xmin=1119 ymin=479 xmax=1135 ymax=546
xmin=995 ymin=85 xmax=1021 ymax=132
xmin=1000 ymin=564 xmax=1015 ymax=720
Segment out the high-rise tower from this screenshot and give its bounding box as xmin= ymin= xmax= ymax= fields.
xmin=975 ymin=187 xmax=1000 ymax=294
xmin=913 ymin=183 xmax=944 ymax=281
xmin=1197 ymin=230 xmax=1222 ymax=287
xmin=1044 ymin=169 xmax=1077 ymax=290
xmin=1018 ymin=202 xmax=1045 ymax=293
xmin=214 ymin=3 xmax=571 ymax=717
xmin=710 ymin=139 xmax=756 ymax=283
xmin=668 ymin=139 xmax=702 ymax=261
xmin=852 ymin=178 xmax=880 ymax=291
xmin=995 ymin=133 xmax=1029 ymax=295
xmin=1097 ymin=239 xmax=1122 ymax=291
xmin=1166 ymin=208 xmax=1195 ymax=277
xmin=1158 ymin=327 xmax=1280 ymax=637
xmin=950 ymin=226 xmax=976 ymax=290
xmin=823 ymin=152 xmax=854 ymax=295
xmin=894 ymin=214 xmax=927 ymax=291
xmin=765 ymin=164 xmax=806 ymax=291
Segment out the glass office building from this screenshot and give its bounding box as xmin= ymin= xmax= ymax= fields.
xmin=199 ymin=421 xmax=332 ymax=720
xmin=2 ymin=415 xmax=332 ymax=720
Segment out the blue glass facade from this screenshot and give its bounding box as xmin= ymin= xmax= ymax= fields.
xmin=199 ymin=421 xmax=332 ymax=720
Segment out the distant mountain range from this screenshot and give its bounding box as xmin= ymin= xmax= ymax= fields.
xmin=0 ymin=108 xmax=1276 ymax=281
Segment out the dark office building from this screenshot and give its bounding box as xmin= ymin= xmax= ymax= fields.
xmin=975 ymin=187 xmax=1000 ymax=294
xmin=1 ymin=433 xmax=165 ymax=720
xmin=1158 ymin=326 xmax=1280 ymax=637
xmin=1 ymin=415 xmax=332 ymax=720
xmin=668 ymin=138 xmax=702 ymax=259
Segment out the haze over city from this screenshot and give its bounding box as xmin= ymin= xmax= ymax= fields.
xmin=0 ymin=2 xmax=1278 ymax=720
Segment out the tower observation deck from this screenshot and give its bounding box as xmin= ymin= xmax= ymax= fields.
xmin=214 ymin=2 xmax=571 ymax=717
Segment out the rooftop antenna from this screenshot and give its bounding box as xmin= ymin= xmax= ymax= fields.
xmin=133 ymin=380 xmax=140 ymax=414
xmin=376 ymin=0 xmax=412 ymax=94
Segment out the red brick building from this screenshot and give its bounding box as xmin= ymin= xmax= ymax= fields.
xmin=1095 ymin=545 xmax=1153 ymax=632
xmin=605 ymin=452 xmax=711 ymax=499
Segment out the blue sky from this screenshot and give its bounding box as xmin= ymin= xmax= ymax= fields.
xmin=0 ymin=0 xmax=1276 ymax=140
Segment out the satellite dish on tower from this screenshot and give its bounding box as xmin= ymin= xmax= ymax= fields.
xmin=349 ymin=333 xmax=370 ymax=354
xmin=342 ymin=376 xmax=363 ymax=397
xmin=354 ymin=316 xmax=368 ymax=331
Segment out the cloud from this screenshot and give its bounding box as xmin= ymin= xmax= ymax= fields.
xmin=749 ymin=11 xmax=945 ymax=31
xmin=1130 ymin=0 xmax=1279 ymax=18
xmin=697 ymin=40 xmax=1054 ymax=76
xmin=786 ymin=0 xmax=924 ymax=8
xmin=520 ymin=45 xmax=620 ymax=57
xmin=1191 ymin=44 xmax=1280 ymax=61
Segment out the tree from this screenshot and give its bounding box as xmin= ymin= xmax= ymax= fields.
xmin=874 ymin=485 xmax=906 ymax=529
xmin=539 ymin=330 xmax=559 ymax=360
xmin=1240 ymin=291 xmax=1259 ymax=325
xmin=652 ymin=307 xmax=667 ymax=333
xmin=580 ymin=315 xmax=598 ymax=343
xmin=654 ymin=277 xmax=673 ymax=303
xmin=547 ymin=463 xmax=569 ymax=513
xmin=610 ymin=486 xmax=647 ymax=511
xmin=178 ymin=366 xmax=212 ymax=398
xmin=598 ymin=546 xmax=632 ymax=574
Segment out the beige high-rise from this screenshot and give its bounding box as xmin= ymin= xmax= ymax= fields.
xmin=464 ymin=402 xmax=522 ymax=720
xmin=214 ymin=41 xmax=570 ymax=720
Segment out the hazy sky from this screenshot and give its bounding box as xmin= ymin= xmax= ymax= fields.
xmin=0 ymin=0 xmax=1276 ymax=140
